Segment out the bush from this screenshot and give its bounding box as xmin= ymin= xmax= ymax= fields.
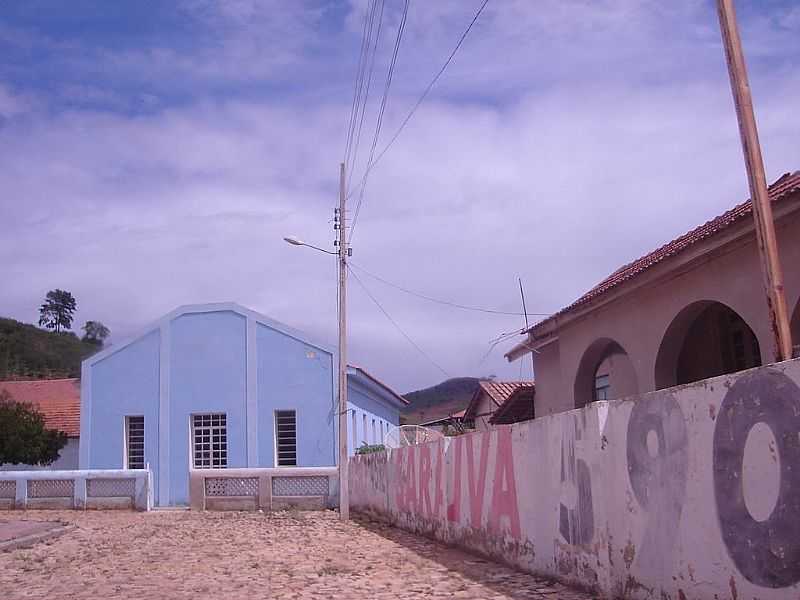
xmin=0 ymin=390 xmax=68 ymax=465
xmin=355 ymin=443 xmax=386 ymax=455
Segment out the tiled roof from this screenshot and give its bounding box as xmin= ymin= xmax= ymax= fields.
xmin=529 ymin=171 xmax=800 ymax=335
xmin=0 ymin=379 xmax=80 ymax=437
xmin=465 ymin=380 xmax=535 ymax=419
xmin=490 ymin=384 xmax=536 ymax=425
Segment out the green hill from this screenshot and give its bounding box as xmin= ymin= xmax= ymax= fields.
xmin=401 ymin=377 xmax=482 ymax=425
xmin=0 ymin=317 xmax=99 ymax=380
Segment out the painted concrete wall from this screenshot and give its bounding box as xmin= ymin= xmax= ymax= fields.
xmin=169 ymin=311 xmax=249 ymax=505
xmin=0 ymin=438 xmax=79 ymax=471
xmin=472 ymin=392 xmax=496 ymax=431
xmin=527 ymin=202 xmax=800 ymax=416
xmin=87 ymin=330 xmax=161 ymax=494
xmin=257 ymin=323 xmax=337 ymax=468
xmin=82 ymin=304 xmax=402 ymax=506
xmin=350 ymin=358 xmax=800 ymax=600
xmin=347 ymin=376 xmax=400 ymax=455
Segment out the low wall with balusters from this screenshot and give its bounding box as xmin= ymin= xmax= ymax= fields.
xmin=0 ymin=469 xmax=151 ymax=511
xmin=350 ymin=358 xmax=800 ymax=600
xmin=189 ymin=467 xmax=339 ymax=511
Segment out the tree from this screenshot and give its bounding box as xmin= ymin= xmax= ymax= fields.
xmin=0 ymin=390 xmax=68 ymax=466
xmin=38 ymin=289 xmax=77 ymax=333
xmin=82 ymin=321 xmax=110 ymax=347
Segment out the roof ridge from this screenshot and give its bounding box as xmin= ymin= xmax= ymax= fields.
xmin=527 ymin=171 xmax=800 ymax=334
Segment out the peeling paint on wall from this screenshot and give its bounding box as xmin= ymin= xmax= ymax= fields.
xmin=350 ymin=359 xmax=800 ymax=600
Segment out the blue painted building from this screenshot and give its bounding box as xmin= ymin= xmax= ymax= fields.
xmin=79 ymin=303 xmax=406 ymax=506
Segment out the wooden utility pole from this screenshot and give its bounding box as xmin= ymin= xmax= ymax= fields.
xmin=716 ymin=0 xmax=793 ymax=361
xmin=337 ymin=162 xmax=350 ymax=520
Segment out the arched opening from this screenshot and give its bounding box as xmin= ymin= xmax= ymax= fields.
xmin=655 ymin=301 xmax=762 ymax=390
xmin=573 ymin=338 xmax=638 ymax=409
xmin=791 ymin=300 xmax=800 ymax=358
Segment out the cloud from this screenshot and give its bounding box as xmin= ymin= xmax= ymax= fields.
xmin=0 ymin=1 xmax=799 ymax=392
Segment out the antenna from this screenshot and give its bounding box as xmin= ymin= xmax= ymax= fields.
xmin=384 ymin=425 xmax=444 ymax=449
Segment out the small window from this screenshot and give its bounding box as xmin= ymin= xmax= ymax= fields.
xmin=594 ymin=374 xmax=610 ymax=402
xmin=192 ymin=413 xmax=227 ymax=469
xmin=125 ymin=416 xmax=145 ymax=470
xmin=362 ymin=413 xmax=367 ymax=444
xmin=351 ymin=410 xmax=358 ymax=450
xmin=372 ymin=419 xmax=376 ymax=445
xmin=275 ymin=410 xmax=297 ymax=467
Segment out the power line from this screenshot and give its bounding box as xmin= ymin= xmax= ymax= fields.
xmin=349 ymin=261 xmax=551 ymax=318
xmin=348 ymin=265 xmax=450 ymax=378
xmin=342 ymin=1 xmax=373 ymax=166
xmin=347 ymin=0 xmax=386 ymax=191
xmin=344 ymin=0 xmax=385 ymax=183
xmin=347 ymin=0 xmax=491 ymax=211
xmin=349 ymin=0 xmax=410 ymax=241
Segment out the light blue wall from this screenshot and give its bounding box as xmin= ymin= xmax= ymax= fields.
xmin=256 ymin=323 xmax=335 ymax=467
xmin=88 ymin=330 xmax=160 ymax=494
xmin=83 ymin=304 xmax=402 ymax=506
xmin=170 ymin=311 xmax=248 ymax=504
xmin=346 ymin=377 xmax=401 ymax=456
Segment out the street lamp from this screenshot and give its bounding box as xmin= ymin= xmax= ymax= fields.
xmin=283 ymin=236 xmax=337 ymax=255
xmin=282 ymin=163 xmax=350 ymax=520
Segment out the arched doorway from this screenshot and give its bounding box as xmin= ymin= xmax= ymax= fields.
xmin=573 ymin=338 xmax=638 ymax=409
xmin=655 ymin=301 xmax=762 ymax=390
xmin=791 ymin=300 xmax=800 ymax=358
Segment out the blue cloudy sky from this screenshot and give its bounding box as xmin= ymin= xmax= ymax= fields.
xmin=1 ymin=1 xmax=798 ymax=392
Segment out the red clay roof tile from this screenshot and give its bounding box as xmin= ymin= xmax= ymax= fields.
xmin=465 ymin=380 xmax=535 ymax=419
xmin=0 ymin=379 xmax=80 ymax=437
xmin=529 ymin=171 xmax=800 ymax=334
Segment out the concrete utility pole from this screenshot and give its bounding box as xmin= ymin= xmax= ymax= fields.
xmin=716 ymin=0 xmax=793 ymax=361
xmin=337 ymin=162 xmax=350 ymax=520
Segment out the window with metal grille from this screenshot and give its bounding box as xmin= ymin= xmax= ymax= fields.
xmin=192 ymin=413 xmax=227 ymax=469
xmin=594 ymin=374 xmax=610 ymax=402
xmin=275 ymin=410 xmax=297 ymax=467
xmin=125 ymin=416 xmax=145 ymax=469
xmin=351 ymin=410 xmax=357 ymax=451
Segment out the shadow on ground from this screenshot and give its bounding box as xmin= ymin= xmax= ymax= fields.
xmin=352 ymin=514 xmax=597 ymax=600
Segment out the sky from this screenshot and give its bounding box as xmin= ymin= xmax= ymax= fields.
xmin=1 ymin=1 xmax=798 ymax=394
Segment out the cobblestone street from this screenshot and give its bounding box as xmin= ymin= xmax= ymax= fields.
xmin=1 ymin=510 xmax=595 ymax=599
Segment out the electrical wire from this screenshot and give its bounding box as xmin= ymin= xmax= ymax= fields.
xmin=349 ymin=0 xmax=410 ymax=241
xmin=347 ymin=0 xmax=386 ymax=191
xmin=344 ymin=0 xmax=385 ymax=183
xmin=348 ymin=265 xmax=450 ymax=378
xmin=342 ymin=1 xmax=374 ymax=167
xmin=349 ymin=261 xmax=551 ymax=318
xmin=347 ymin=0 xmax=491 ymax=212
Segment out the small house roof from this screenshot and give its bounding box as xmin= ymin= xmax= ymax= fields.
xmin=464 ymin=380 xmax=535 ymax=420
xmin=490 ymin=383 xmax=536 ymax=425
xmin=0 ymin=378 xmax=81 ymax=437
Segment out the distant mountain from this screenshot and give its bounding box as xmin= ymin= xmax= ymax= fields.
xmin=0 ymin=317 xmax=99 ymax=380
xmin=401 ymin=377 xmax=483 ymax=425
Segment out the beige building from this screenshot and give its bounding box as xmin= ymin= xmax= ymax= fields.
xmin=507 ymin=171 xmax=800 ymax=416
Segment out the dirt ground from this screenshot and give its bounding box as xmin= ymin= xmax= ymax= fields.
xmin=0 ymin=510 xmax=596 ymax=599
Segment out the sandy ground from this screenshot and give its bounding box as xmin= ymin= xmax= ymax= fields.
xmin=0 ymin=510 xmax=596 ymax=599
